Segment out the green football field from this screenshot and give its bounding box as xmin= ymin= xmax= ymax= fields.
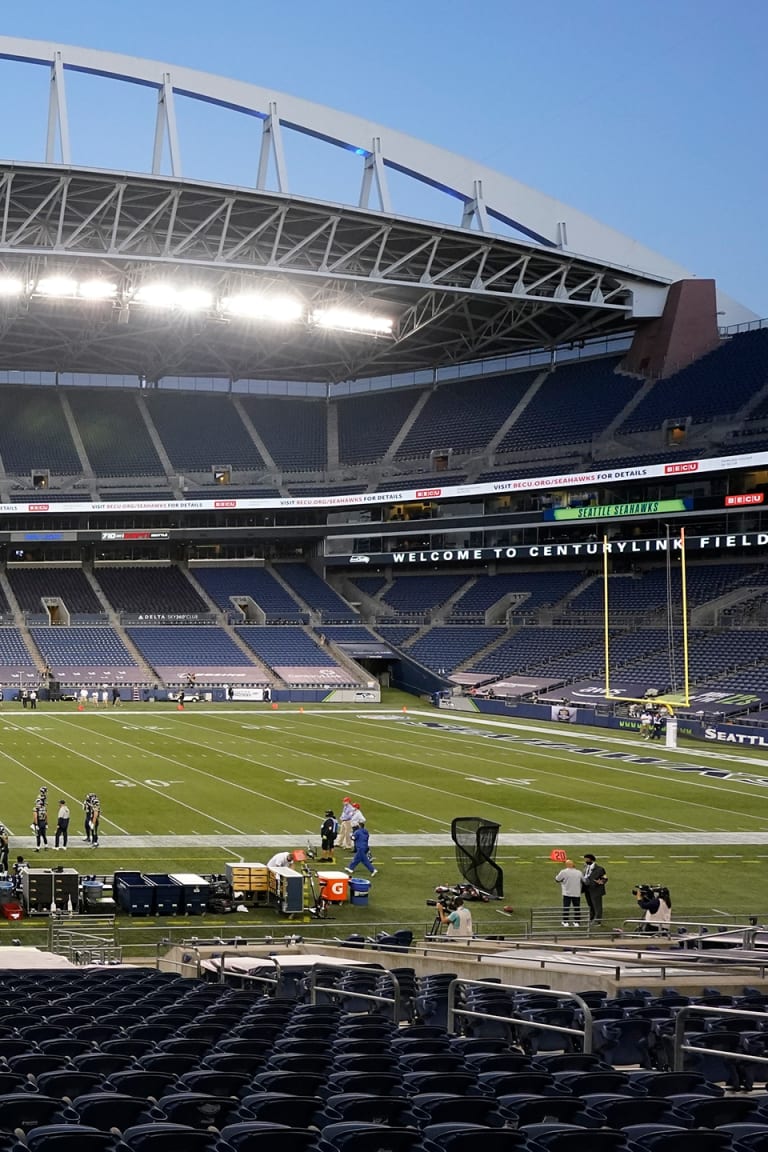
xmin=1 ymin=690 xmax=767 ymax=944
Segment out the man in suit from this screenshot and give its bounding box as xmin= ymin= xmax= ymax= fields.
xmin=582 ymin=853 xmax=607 ymax=923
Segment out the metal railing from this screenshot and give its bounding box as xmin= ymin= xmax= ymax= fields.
xmin=308 ymin=965 xmax=402 ymax=1021
xmin=447 ymin=978 xmax=594 ymax=1052
xmin=48 ymin=914 xmax=121 ymax=966
xmin=674 ymin=1003 xmax=768 ymax=1073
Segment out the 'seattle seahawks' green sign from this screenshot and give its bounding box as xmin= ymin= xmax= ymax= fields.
xmin=551 ymin=498 xmax=689 ymax=521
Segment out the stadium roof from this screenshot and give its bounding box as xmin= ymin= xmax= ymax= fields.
xmin=0 ymin=38 xmax=755 ymax=383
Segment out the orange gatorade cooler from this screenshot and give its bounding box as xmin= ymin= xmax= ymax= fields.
xmin=317 ymin=871 xmax=349 ymax=903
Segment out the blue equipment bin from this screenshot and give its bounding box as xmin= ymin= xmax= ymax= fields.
xmin=168 ymin=873 xmax=210 ymax=915
xmin=349 ymin=878 xmax=371 ymax=906
xmin=113 ymin=871 xmax=154 ymax=916
xmin=144 ymin=873 xmax=180 ymax=916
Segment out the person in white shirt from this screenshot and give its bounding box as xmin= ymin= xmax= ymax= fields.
xmin=439 ymin=897 xmax=473 ymax=938
xmin=554 ymin=859 xmax=583 ymax=927
xmin=54 ymin=800 xmax=70 ymax=850
xmin=267 ymin=850 xmax=300 ymax=870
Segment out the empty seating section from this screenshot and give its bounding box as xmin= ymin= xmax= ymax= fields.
xmin=8 ymin=569 xmax=102 ymax=615
xmin=471 ymin=628 xmax=605 ymax=677
xmin=408 ymin=626 xmax=505 ymax=672
xmin=31 ymin=626 xmax=142 ymax=682
xmin=236 ymin=626 xmax=337 ymax=667
xmin=191 ymin=567 xmax=304 ymax=622
xmin=376 ymin=473 xmax=466 ymax=491
xmin=143 ymin=393 xmax=263 ymax=471
xmin=450 ymin=572 xmax=585 ymax=621
xmin=126 ymin=627 xmax=264 ymax=683
xmin=0 ymin=628 xmax=35 ymax=668
xmin=0 ymin=967 xmax=759 ymax=1152
xmin=0 ymin=387 xmax=82 ymax=474
xmin=569 ymin=565 xmax=762 ymax=616
xmin=240 ymin=396 xmax=326 ymax=469
xmin=236 ymin=626 xmax=355 ymax=685
xmin=337 ymin=388 xmax=422 ymax=463
xmin=498 ymin=357 xmax=633 ymax=452
xmin=349 ymin=576 xmax=387 ymax=598
xmin=379 ymin=576 xmax=468 ymax=617
xmin=274 ymin=564 xmax=356 ymax=622
xmin=68 ymin=391 xmax=164 ymax=475
xmin=621 ymin=327 xmax=768 ymax=430
xmin=396 ymin=371 xmax=538 ymax=460
xmin=95 ymin=567 xmax=208 ymax=615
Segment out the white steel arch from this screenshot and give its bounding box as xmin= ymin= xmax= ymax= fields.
xmin=0 ymin=36 xmax=754 ymax=327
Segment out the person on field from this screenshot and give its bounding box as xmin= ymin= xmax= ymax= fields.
xmin=582 ymin=853 xmax=607 ymax=923
xmin=338 ymin=797 xmax=355 ymax=850
xmin=33 ymin=788 xmax=49 ymax=852
xmin=555 ymin=858 xmax=583 ymax=927
xmin=345 ymin=821 xmax=377 ymax=877
xmin=319 ymin=810 xmax=339 ymax=862
xmin=267 ymin=850 xmax=303 ymax=870
xmin=54 ymin=800 xmax=70 ymax=850
xmin=83 ymin=794 xmax=100 ymax=847
xmin=0 ymin=825 xmax=9 ymax=872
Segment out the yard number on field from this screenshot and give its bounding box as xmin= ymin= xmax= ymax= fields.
xmin=466 ymin=775 xmax=534 ymax=786
xmin=111 ymin=779 xmax=183 ymax=788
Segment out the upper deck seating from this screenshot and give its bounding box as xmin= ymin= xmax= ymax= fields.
xmin=144 ymin=393 xmax=264 ymax=471
xmin=395 ymin=372 xmax=538 ymax=460
xmin=240 ymin=396 xmax=326 ymax=470
xmin=338 ymin=389 xmax=423 ymax=464
xmin=620 ymin=328 xmax=768 ymax=431
xmin=497 ymin=357 xmax=633 ymax=452
xmin=68 ymin=390 xmax=165 ymax=475
xmin=0 ymin=387 xmax=82 ymax=474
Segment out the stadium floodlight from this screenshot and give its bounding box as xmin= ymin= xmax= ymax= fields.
xmin=311 ymin=307 xmax=394 ymax=334
xmin=176 ymin=287 xmax=214 ymax=312
xmin=78 ymin=279 xmax=118 ymax=300
xmin=133 ymin=283 xmax=178 ymax=308
xmin=36 ymin=275 xmax=79 ymax=298
xmin=0 ymin=277 xmax=22 ymax=296
xmin=221 ymin=293 xmax=304 ymax=322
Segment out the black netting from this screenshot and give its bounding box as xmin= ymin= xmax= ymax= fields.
xmin=451 ymin=816 xmax=504 ymax=897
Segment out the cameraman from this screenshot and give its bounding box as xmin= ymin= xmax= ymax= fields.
xmin=635 ymin=885 xmax=672 ymax=933
xmin=438 ymin=896 xmax=473 ymax=939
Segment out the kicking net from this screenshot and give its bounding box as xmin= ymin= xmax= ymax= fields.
xmin=451 ymin=816 xmax=503 ymax=898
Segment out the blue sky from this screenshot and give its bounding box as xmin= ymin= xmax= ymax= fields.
xmin=0 ymin=0 xmax=765 ymax=316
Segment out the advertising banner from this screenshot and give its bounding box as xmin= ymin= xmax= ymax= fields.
xmin=1 ymin=447 xmax=766 ymax=517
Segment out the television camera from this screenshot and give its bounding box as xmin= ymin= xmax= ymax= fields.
xmin=631 ymin=884 xmax=665 ymax=899
xmin=426 ymin=882 xmax=492 ymax=912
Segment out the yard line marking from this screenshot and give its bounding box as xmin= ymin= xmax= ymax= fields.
xmin=0 ymin=724 xmax=132 ymax=835
xmin=67 ymin=715 xmax=324 ymax=824
xmin=257 ymin=719 xmax=705 ymax=833
xmin=4 ymin=716 xmax=246 ymax=836
xmin=338 ymin=713 xmax=768 ymax=825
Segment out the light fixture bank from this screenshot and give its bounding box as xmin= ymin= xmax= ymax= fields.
xmin=0 ymin=275 xmax=395 ymax=335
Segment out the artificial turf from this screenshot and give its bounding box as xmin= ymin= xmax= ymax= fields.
xmin=0 ymin=689 xmax=766 ymax=948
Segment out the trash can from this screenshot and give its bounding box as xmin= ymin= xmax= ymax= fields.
xmin=0 ymin=881 xmax=14 ymax=906
xmin=81 ymin=879 xmax=103 ymax=911
xmin=168 ymin=873 xmax=210 ymax=915
xmin=144 ymin=873 xmax=181 ymax=916
xmin=113 ymin=871 xmax=154 ymax=916
xmin=349 ymin=878 xmax=371 ymax=907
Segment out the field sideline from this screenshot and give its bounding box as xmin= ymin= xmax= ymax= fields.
xmin=0 ymin=697 xmax=765 ymax=930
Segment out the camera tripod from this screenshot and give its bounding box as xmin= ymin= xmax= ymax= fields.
xmin=301 ymin=864 xmax=334 ymax=919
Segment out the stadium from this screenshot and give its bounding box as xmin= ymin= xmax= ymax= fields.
xmin=0 ymin=32 xmax=765 ymax=1150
